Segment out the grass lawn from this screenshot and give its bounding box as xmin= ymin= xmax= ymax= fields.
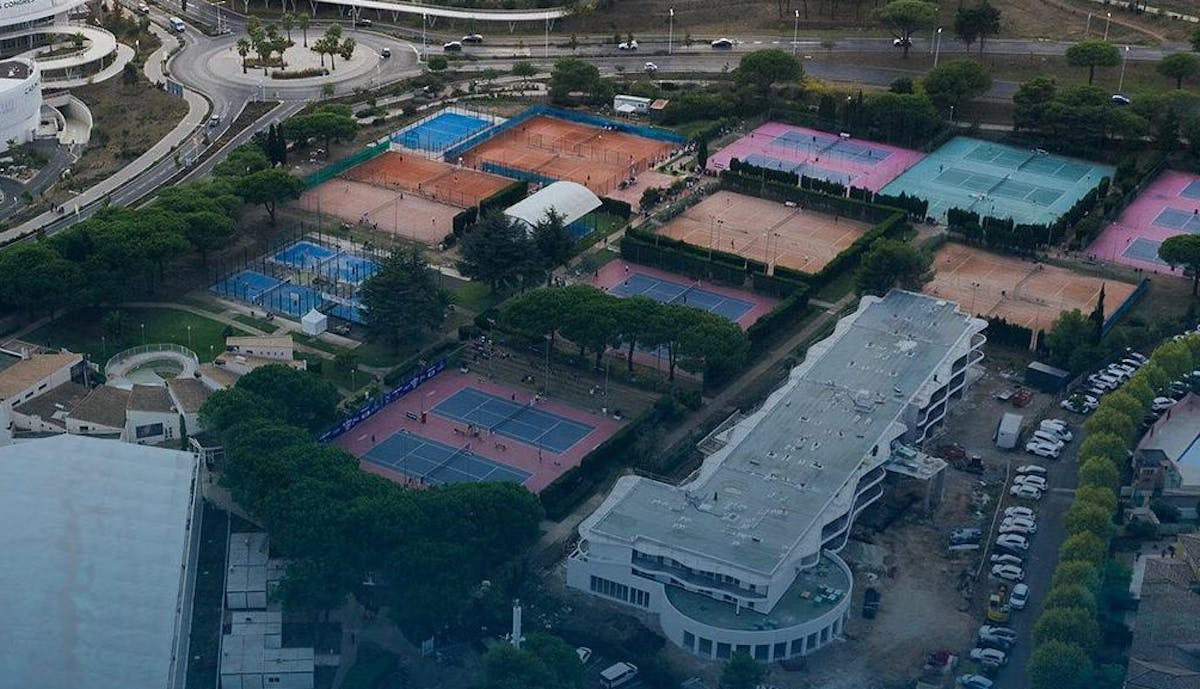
xmin=452 ymin=280 xmax=502 ymax=314
xmin=178 ymin=296 xmax=227 ymax=314
xmin=29 ymin=306 xmax=248 ymax=364
xmin=233 ymin=313 xmax=281 ymax=333
xmin=340 ymin=642 xmax=399 ymax=689
xmin=294 ymin=333 xmax=347 ymax=355
xmin=814 ymin=270 xmax=856 ymax=303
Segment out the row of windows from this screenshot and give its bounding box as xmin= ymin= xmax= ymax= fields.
xmin=631 ymin=551 xmax=759 ymax=593
xmin=590 ymin=576 xmax=650 ymax=608
xmin=681 ymin=626 xmax=833 ymax=660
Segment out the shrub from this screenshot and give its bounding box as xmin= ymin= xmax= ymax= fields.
xmin=271 ymin=67 xmax=329 ymax=79
xmin=1149 ymin=498 xmax=1181 ymax=523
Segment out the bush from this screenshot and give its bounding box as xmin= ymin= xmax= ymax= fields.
xmin=1149 ymin=499 xmax=1181 ymax=523
xmin=272 ymin=67 xmax=329 ymax=79
xmin=428 ymin=56 xmax=448 ymax=71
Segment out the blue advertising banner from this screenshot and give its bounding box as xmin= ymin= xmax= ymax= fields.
xmin=318 ymin=359 xmax=447 ymax=442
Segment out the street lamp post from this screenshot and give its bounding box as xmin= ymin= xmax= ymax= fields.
xmin=1085 ymin=13 xmax=1092 ymax=37
xmin=1118 ymin=45 xmax=1129 ymax=94
xmin=187 ymin=325 xmax=192 ymax=350
xmin=668 ymin=8 xmax=674 ymax=55
xmin=1104 ymin=12 xmax=1111 ymax=41
xmin=933 ymin=27 xmax=943 ymax=68
xmin=792 ymin=10 xmax=799 ymax=56
xmin=949 ymin=105 xmax=956 ymax=122
xmin=422 ymin=13 xmax=427 ymax=61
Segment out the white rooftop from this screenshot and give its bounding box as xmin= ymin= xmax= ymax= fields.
xmin=504 ymin=180 xmax=601 ymax=228
xmin=585 ymin=291 xmax=981 ymax=576
xmin=0 ymin=434 xmax=198 ymax=689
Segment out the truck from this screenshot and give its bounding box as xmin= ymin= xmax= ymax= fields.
xmin=1026 ymin=361 xmax=1071 ymax=393
xmin=987 ymin=584 xmax=1011 ymax=623
xmin=995 ymin=413 xmax=1023 ymax=450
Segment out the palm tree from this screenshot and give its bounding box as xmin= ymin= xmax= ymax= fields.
xmin=281 ymin=13 xmax=294 ymax=43
xmin=236 ymin=37 xmax=250 ymax=73
xmin=298 ymin=12 xmax=310 ymax=47
xmin=339 ymin=37 xmax=356 ymax=65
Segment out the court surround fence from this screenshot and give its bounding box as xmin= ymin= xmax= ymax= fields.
xmin=304 ymin=140 xmax=391 ymax=188
xmin=319 ymin=359 xmax=448 ymax=442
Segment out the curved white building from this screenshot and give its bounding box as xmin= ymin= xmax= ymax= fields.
xmin=567 ymin=290 xmax=986 ymax=662
xmin=0 ymin=0 xmax=124 ymax=88
xmin=0 ymin=58 xmax=39 ymax=152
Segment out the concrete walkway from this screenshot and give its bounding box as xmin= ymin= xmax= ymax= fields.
xmin=0 ymin=23 xmax=207 ymax=244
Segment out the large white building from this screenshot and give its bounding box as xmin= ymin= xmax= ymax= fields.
xmin=0 ymin=434 xmax=202 ymax=689
xmin=0 ymin=58 xmax=39 ymax=151
xmin=567 ymin=291 xmax=986 ymax=662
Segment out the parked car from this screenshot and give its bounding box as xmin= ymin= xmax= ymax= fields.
xmin=1013 ymin=475 xmax=1048 ymax=490
xmin=576 ymin=647 xmax=592 ymax=664
xmin=950 ymin=527 xmax=983 ymax=541
xmin=711 ymin=37 xmax=734 ymax=48
xmin=1002 ymin=515 xmax=1037 ymax=529
xmin=644 ymin=61 xmax=658 ymax=73
xmin=969 ymin=647 xmax=1008 ymax=668
xmin=1010 ymin=484 xmax=1044 ymax=500
xmin=443 ymin=41 xmax=463 ymax=51
xmin=892 ymin=37 xmax=913 ymax=47
xmin=1153 ymin=397 xmax=1178 ymax=411
xmin=1061 ymin=394 xmax=1097 ymax=414
xmin=991 ymin=564 xmax=1025 ymax=582
xmin=1030 ymin=430 xmax=1065 ymax=449
xmin=1127 ymin=351 xmax=1149 ymax=365
xmin=462 ymin=33 xmax=484 ymax=43
xmin=618 ymin=39 xmax=638 ymax=50
xmin=1025 ymin=442 xmax=1059 ymax=459
xmin=958 ymin=675 xmax=994 ymax=689
xmin=1112 ymin=94 xmax=1132 ymax=106
xmin=999 ymin=523 xmax=1036 ymax=536
xmin=1017 ymin=464 xmax=1047 ymax=476
xmin=137 ymin=1 xmax=150 ymax=12
xmin=991 ymin=553 xmax=1023 ymax=566
xmin=979 ymin=625 xmax=1018 ymax=641
xmin=1039 ymin=421 xmax=1073 ymax=441
xmin=977 ymin=632 xmax=1013 ymax=651
xmin=1004 ymin=506 xmax=1036 ymax=519
xmin=354 ymin=17 xmax=372 ymax=26
xmin=380 ymin=47 xmax=391 ymax=58
xmin=1009 ymin=583 xmax=1029 ymax=610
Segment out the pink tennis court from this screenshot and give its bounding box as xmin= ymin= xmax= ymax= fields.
xmin=1087 ymin=171 xmax=1200 ymax=274
xmin=336 ymin=370 xmax=622 ymax=493
xmin=707 ymin=122 xmax=925 ymax=191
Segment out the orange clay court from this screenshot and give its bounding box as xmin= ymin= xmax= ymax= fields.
xmin=459 ymin=115 xmax=675 ymax=196
xmin=299 ymin=180 xmax=462 ymax=245
xmin=658 ymin=190 xmax=869 ymax=274
xmin=925 ymin=243 xmax=1137 ymax=331
xmin=341 ymin=152 xmax=513 ymax=209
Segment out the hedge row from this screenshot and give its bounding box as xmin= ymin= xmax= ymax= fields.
xmin=728 ymin=157 xmax=798 ymax=186
xmin=620 ymin=233 xmax=753 ymax=288
xmin=719 ymin=170 xmax=902 ymax=225
xmin=746 ymin=285 xmax=810 ymax=356
xmin=478 ymin=180 xmax=529 ymax=216
xmin=599 ymin=196 xmax=633 ymax=220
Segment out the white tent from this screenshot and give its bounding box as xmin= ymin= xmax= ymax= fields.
xmin=504 ymin=181 xmax=602 ymax=232
xmin=301 ymin=308 xmax=327 ymax=336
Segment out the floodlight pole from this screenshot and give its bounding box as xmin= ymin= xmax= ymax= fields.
xmin=933 ymin=27 xmax=943 ymax=68
xmin=1104 ymin=12 xmax=1111 ymax=41
xmin=422 ymin=13 xmax=427 ymax=61
xmin=1118 ymin=45 xmax=1129 ymax=94
xmin=792 ymin=10 xmax=799 ymax=56
xmin=668 ymin=8 xmax=674 ymax=55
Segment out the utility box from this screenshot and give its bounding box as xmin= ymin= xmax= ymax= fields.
xmin=995 ymin=413 xmax=1023 ymax=450
xmin=1025 ymin=361 xmax=1070 ymax=393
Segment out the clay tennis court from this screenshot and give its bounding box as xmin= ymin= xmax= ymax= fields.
xmin=299 ymin=179 xmax=462 ymax=245
xmin=925 ymin=243 xmax=1137 ymax=331
xmin=459 ymin=115 xmax=676 ymax=196
xmin=658 ymin=191 xmax=869 ymax=275
xmin=341 ymin=152 xmax=513 ymax=209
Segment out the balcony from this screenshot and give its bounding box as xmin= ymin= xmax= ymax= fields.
xmin=631 ymin=553 xmax=767 ymax=600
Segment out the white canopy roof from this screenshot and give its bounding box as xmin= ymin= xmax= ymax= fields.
xmin=504 ymin=180 xmax=601 ymax=229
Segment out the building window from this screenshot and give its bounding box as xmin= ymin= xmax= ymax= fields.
xmin=590 ymin=575 xmax=648 ymax=607
xmin=683 ymin=631 xmax=695 ymax=650
xmin=631 ymin=588 xmax=650 ymax=608
xmin=773 ymin=642 xmax=787 ymax=659
xmin=698 ymin=638 xmax=713 ymax=656
xmin=135 ymin=423 xmax=164 ymax=439
xmin=820 ymin=627 xmax=829 ymax=643
xmin=736 ymin=644 xmax=751 ymax=657
xmin=754 ymin=645 xmax=769 ymax=661
xmin=790 ymin=638 xmax=803 ymax=656
xmin=807 ymin=632 xmax=818 ymax=649
xmin=716 ymin=643 xmax=731 ymax=660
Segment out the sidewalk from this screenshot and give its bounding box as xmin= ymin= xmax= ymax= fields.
xmin=0 ymin=24 xmax=208 ymax=244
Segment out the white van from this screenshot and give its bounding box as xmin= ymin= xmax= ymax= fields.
xmin=169 ymin=16 xmax=185 ymax=32
xmin=600 ymin=662 xmax=639 ymax=688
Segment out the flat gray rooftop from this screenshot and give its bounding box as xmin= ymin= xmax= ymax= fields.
xmin=591 ymin=291 xmax=977 ymax=576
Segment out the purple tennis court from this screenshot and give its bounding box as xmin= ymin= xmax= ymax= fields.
xmin=707 ymin=122 xmax=925 ymax=191
xmin=1087 ymin=171 xmax=1200 ymax=273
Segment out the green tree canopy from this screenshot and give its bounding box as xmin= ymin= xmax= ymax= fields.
xmin=0 ymin=243 xmax=85 ymax=317
xmin=361 ymin=248 xmax=452 ymax=350
xmin=213 ymin=144 xmax=271 ymax=177
xmin=855 ymin=239 xmax=932 ymax=295
xmin=1045 ymin=309 xmax=1096 ymax=372
xmin=1043 ymin=584 xmax=1097 ymax=614
xmin=1059 ymin=531 xmax=1108 ymax=566
xmin=1032 ymin=607 xmax=1101 ymax=655
xmin=1066 ymin=41 xmax=1122 ymax=84
xmin=1028 ymin=640 xmax=1094 ymax=689
xmin=953 ymin=2 xmax=1001 ymax=53
xmin=720 ymin=652 xmax=767 ymax=689
xmin=1157 ymin=52 xmax=1200 ymax=89
xmin=872 ymin=0 xmax=939 ymax=58
xmin=457 ymin=212 xmax=543 ymax=292
xmin=238 ymin=169 xmax=305 ymax=225
xmin=1052 ymin=559 xmax=1101 ymax=592
xmin=1076 ymin=484 xmax=1118 ymax=514
xmin=860 ymin=92 xmax=942 ymax=147
xmin=1082 ymin=409 xmax=1136 ymax=445
xmin=237 ymin=364 xmax=341 ymax=433
xmin=1150 ymin=339 xmax=1195 ymax=379
xmin=548 ymin=57 xmax=603 ymax=104
xmin=1078 ymin=455 xmax=1121 ymax=490
xmin=922 ymin=59 xmax=993 ymax=111
xmin=1064 ymin=500 xmax=1113 ymax=538
xmin=532 ymin=208 xmax=576 ymax=278
xmin=1013 ymin=76 xmax=1057 ymax=132
xmin=735 ymin=49 xmax=803 ymax=90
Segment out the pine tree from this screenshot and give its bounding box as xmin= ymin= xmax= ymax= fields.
xmin=1088 ymin=283 xmax=1106 ymax=344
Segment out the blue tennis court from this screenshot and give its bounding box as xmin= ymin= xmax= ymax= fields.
xmin=609 ymin=273 xmax=754 ymax=322
xmin=258 ymin=283 xmax=326 ymax=317
xmin=433 ymin=387 xmax=594 ymax=454
xmin=326 ymin=300 xmax=366 ymax=324
xmin=273 ymin=240 xmax=338 ymax=269
xmin=210 ymin=270 xmax=282 ymax=301
xmin=394 ymin=111 xmax=493 ymax=153
xmin=1154 ymin=207 xmax=1200 ymax=233
xmin=1182 ymin=180 xmax=1200 ymax=201
xmin=1123 ymin=237 xmax=1169 ymax=265
xmin=364 ymin=430 xmax=530 ymax=486
xmin=322 ymin=253 xmax=380 ymax=284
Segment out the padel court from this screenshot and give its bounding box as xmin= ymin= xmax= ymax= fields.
xmin=363 ymin=430 xmax=530 ymax=486
xmin=433 ymin=387 xmax=594 ymax=454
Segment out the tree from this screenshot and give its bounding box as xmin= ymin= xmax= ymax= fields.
xmin=1082 ymin=409 xmax=1136 ymax=445
xmin=1157 ymin=52 xmax=1200 ymax=89
xmin=282 ymin=108 xmax=358 ymax=152
xmin=1076 ymin=484 xmax=1118 ymax=514
xmin=213 ymin=143 xmax=271 ymax=177
xmin=1044 ymin=584 xmax=1097 ymax=614
xmin=1078 ymin=455 xmax=1120 ymax=490
xmin=501 ymin=288 xmax=568 ymax=346
xmin=696 ymin=139 xmax=709 ymax=168
xmin=1059 ymin=531 xmax=1107 ymax=566
xmin=281 ymin=12 xmax=294 ymax=43
xmin=872 ymin=0 xmax=939 ymax=58
xmin=922 ymin=59 xmax=992 ymax=112
xmin=457 ymin=212 xmax=541 ymax=292
xmin=735 ymin=49 xmax=803 ymax=90
xmin=274 ymin=556 xmax=357 ymax=626
xmin=1065 ymin=500 xmax=1113 ymax=538
xmin=1028 ymin=640 xmax=1093 ymax=689
xmin=640 ymin=187 xmax=662 ymax=211
xmin=855 ymin=239 xmax=932 ymax=295
xmin=1033 ymin=607 xmax=1100 ymax=654
xmin=360 ymin=249 xmax=452 ymax=350
xmin=522 ymin=633 xmax=584 ymax=689
xmin=1192 ymin=25 xmax=1200 ymax=52
xmin=181 ymin=210 xmax=235 ymax=265
xmin=512 ymin=61 xmax=538 ymax=90
xmin=0 ymin=243 xmax=84 ymax=317
xmin=1066 ymin=41 xmax=1122 ymax=85
xmin=1052 ymin=559 xmax=1101 ymax=592
xmin=955 ymin=2 xmax=1000 ymax=52
xmin=1045 ymin=309 xmax=1095 ymax=372
xmin=236 ymin=37 xmax=251 ymax=73
xmin=549 ymin=58 xmax=602 ymax=104
xmin=861 ymin=92 xmax=942 ymax=146
xmin=339 ymin=37 xmax=357 ymax=65
xmin=298 ymin=11 xmax=310 ymax=46
xmin=1159 ymin=234 xmax=1200 ymax=294
xmin=720 ymin=652 xmax=766 ymax=689
xmin=532 ymin=208 xmax=575 ymax=279
xmin=237 ymin=364 xmax=340 ymax=433
xmin=1013 ymin=76 xmax=1057 ymax=132
xmin=238 ymin=169 xmax=304 ymax=225
xmin=1150 ymin=498 xmax=1181 ymax=523
xmin=677 ymin=307 xmax=750 ymax=383
xmin=482 ymin=644 xmax=559 ymax=689
xmin=1150 ymin=339 xmax=1195 ymax=379
xmin=558 ymin=286 xmax=621 ymax=368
